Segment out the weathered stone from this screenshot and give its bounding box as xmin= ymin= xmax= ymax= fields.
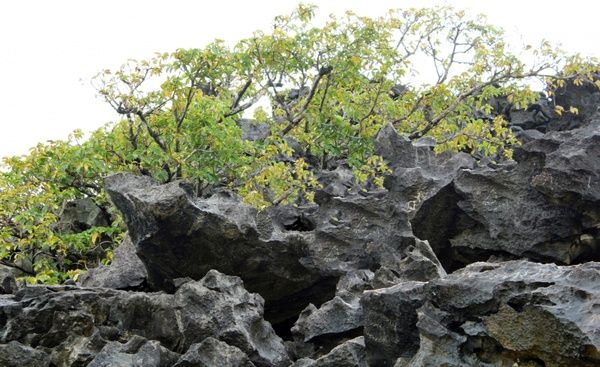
xmin=0 ymin=270 xmax=287 ymax=367
xmin=366 ymin=261 xmax=600 ymax=367
xmin=87 ymin=336 xmax=179 ymax=367
xmin=174 ymin=270 xmax=290 ymax=367
xmin=408 ymin=116 xmax=600 ymax=270
xmin=0 ymin=341 xmax=50 ymax=367
xmin=312 ymin=337 xmax=367 ymax=367
xmin=78 ymin=233 xmax=147 ymax=290
xmin=362 ymin=281 xmax=427 ymax=366
xmin=0 ymin=265 xmax=18 ymax=294
xmin=104 ymin=171 xmax=424 ymax=327
xmin=292 ymin=270 xmax=373 ymax=342
xmin=173 ymin=337 xmax=255 ymax=367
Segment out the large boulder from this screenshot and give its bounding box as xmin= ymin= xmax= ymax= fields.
xmin=363 ymin=261 xmax=600 ymax=367
xmin=104 ymin=171 xmax=425 ymax=326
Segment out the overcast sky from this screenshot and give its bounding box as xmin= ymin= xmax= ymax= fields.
xmin=1 ymin=0 xmax=598 ymax=158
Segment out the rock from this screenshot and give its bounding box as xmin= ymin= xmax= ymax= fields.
xmin=0 ymin=270 xmax=287 ymax=367
xmin=56 ymin=198 xmax=109 ymax=233
xmin=373 ymin=240 xmax=446 ymax=288
xmin=375 ymin=123 xmax=475 ymax=218
xmin=410 ymin=116 xmax=600 ymax=270
xmin=312 ymin=337 xmax=367 ymax=367
xmin=292 ymin=337 xmax=367 ymax=367
xmin=78 ymin=233 xmax=147 ymax=290
xmin=551 ymin=74 xmax=600 ymax=128
xmin=362 ymin=281 xmax=427 ymax=366
xmin=292 ymin=270 xmax=373 ymax=342
xmin=105 ymin=172 xmax=426 ymax=328
xmin=174 ymin=270 xmax=290 ymax=367
xmin=237 ymin=119 xmax=271 ymax=141
xmin=0 ymin=341 xmax=50 ymax=367
xmin=365 ymin=261 xmax=600 ymax=367
xmin=87 ymin=336 xmax=179 ymax=367
xmin=104 ymin=174 xmax=322 ymax=302
xmin=173 ymin=337 xmax=255 ymax=367
xmin=0 ymin=265 xmax=18 ymax=294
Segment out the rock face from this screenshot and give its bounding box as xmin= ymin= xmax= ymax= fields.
xmin=412 ymin=116 xmax=600 ymax=270
xmin=363 ymin=261 xmax=600 ymax=367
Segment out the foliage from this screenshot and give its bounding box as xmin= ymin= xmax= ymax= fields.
xmin=1 ymin=4 xmax=599 ymax=283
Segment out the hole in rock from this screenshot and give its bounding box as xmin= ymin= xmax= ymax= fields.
xmin=410 ymin=185 xmax=479 ymax=272
xmin=283 ymin=215 xmax=315 ymax=232
xmin=265 ymin=276 xmax=338 ymax=341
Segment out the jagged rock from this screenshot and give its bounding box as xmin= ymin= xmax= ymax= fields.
xmin=104 ymin=171 xmax=424 ymax=327
xmin=452 ymin=120 xmax=599 ymax=265
xmin=104 ymin=174 xmax=322 ymax=302
xmin=87 ymin=336 xmax=179 ymax=367
xmin=0 ymin=341 xmax=50 ymax=367
xmin=78 ymin=233 xmax=147 ymax=290
xmin=362 ymin=281 xmax=426 ymax=366
xmin=375 ymin=123 xmax=475 ymax=218
xmin=56 ymin=198 xmax=109 ymax=233
xmin=364 ymin=261 xmax=600 ymax=367
xmin=174 ymin=270 xmax=290 ymax=366
xmin=313 ymin=337 xmax=367 ymax=367
xmin=290 ymin=239 xmax=443 ymax=350
xmin=173 ymin=337 xmax=255 ymax=367
xmin=372 ymin=240 xmax=446 ymax=288
xmin=291 ymin=337 xmax=367 ymax=367
xmin=409 ymin=116 xmax=600 ymax=270
xmin=0 ymin=270 xmax=288 ymax=367
xmin=292 ymin=270 xmax=373 ymax=342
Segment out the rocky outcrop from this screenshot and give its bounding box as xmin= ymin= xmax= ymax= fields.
xmin=104 ymin=170 xmax=424 ymax=328
xmin=2 ymin=81 xmax=599 ymax=366
xmin=411 ymin=116 xmax=600 ymax=270
xmin=0 ymin=341 xmax=50 ymax=367
xmin=0 ymin=270 xmax=288 ymax=367
xmin=363 ymin=261 xmax=600 ymax=367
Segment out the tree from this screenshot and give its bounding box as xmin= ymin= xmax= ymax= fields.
xmin=1 ymin=4 xmax=599 ymax=283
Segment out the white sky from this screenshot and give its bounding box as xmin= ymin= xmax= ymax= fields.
xmin=1 ymin=0 xmax=598 ymax=159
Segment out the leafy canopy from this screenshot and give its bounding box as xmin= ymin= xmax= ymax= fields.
xmin=1 ymin=4 xmax=599 ymax=283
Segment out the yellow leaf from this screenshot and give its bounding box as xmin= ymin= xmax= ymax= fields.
xmin=91 ymin=232 xmax=101 ymax=244
xmin=554 ymin=105 xmax=564 ymax=116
